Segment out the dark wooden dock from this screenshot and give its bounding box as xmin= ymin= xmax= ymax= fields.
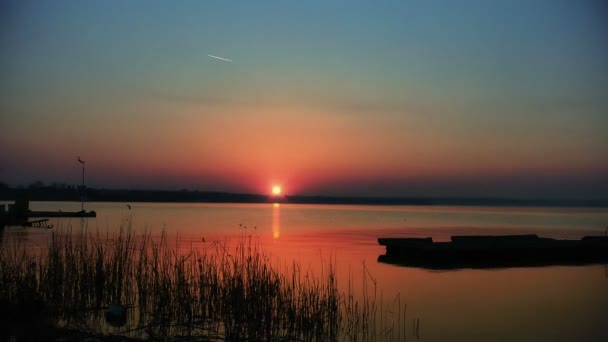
xmin=1 ymin=198 xmax=96 ymax=228
xmin=27 ymin=210 xmax=96 ymax=218
xmin=378 ymin=235 xmax=608 ymax=269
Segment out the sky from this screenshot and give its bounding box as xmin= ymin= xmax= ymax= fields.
xmin=1 ymin=0 xmax=607 ymax=198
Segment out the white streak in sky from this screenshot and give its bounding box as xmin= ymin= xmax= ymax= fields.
xmin=207 ymin=54 xmax=233 ymax=62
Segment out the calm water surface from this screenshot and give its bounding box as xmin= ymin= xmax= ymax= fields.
xmin=2 ymin=201 xmax=608 ymax=341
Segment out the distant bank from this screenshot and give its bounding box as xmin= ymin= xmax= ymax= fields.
xmin=0 ymin=185 xmax=606 ymax=208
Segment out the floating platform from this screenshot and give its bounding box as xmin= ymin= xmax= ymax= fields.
xmin=378 ymin=235 xmax=608 ymax=269
xmin=26 ymin=210 xmax=96 ymax=218
xmin=1 ymin=198 xmax=96 ymax=228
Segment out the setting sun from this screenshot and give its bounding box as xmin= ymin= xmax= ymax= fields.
xmin=272 ymin=185 xmax=282 ymax=195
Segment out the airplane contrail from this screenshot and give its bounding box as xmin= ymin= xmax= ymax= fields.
xmin=207 ymin=54 xmax=233 ymax=62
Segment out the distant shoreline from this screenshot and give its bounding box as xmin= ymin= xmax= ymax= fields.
xmin=1 ymin=186 xmax=606 ymax=208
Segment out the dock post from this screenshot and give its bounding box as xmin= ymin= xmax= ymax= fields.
xmin=78 ymin=156 xmax=85 ymax=212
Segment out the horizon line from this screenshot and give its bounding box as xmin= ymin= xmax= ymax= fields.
xmin=1 ymin=185 xmax=607 ymax=207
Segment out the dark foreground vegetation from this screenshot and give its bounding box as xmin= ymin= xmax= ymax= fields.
xmin=0 ymin=227 xmax=408 ymax=341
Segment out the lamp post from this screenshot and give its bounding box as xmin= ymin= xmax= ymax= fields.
xmin=78 ymin=156 xmax=85 ymax=212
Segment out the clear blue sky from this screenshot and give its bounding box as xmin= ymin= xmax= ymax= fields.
xmin=1 ymin=0 xmax=607 ymax=198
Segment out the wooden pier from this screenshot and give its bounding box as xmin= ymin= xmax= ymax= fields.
xmin=378 ymin=235 xmax=608 ymax=269
xmin=1 ymin=198 xmax=95 ymax=228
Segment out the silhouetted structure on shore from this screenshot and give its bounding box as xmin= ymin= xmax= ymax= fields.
xmin=378 ymin=235 xmax=608 ymax=269
xmin=1 ymin=194 xmax=95 ymax=228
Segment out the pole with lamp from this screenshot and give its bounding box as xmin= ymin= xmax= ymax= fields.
xmin=77 ymin=156 xmax=85 ymax=212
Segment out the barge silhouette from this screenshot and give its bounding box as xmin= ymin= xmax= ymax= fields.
xmin=378 ymin=235 xmax=608 ymax=269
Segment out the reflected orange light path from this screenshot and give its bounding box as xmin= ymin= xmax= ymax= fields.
xmin=272 ymin=203 xmax=280 ymax=240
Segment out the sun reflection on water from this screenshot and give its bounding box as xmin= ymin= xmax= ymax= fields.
xmin=272 ymin=203 xmax=280 ymax=239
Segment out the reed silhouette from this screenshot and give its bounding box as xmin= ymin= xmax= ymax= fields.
xmin=0 ymin=224 xmax=409 ymax=340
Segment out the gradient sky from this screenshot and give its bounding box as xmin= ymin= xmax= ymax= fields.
xmin=1 ymin=0 xmax=607 ymax=198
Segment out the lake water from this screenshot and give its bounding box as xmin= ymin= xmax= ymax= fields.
xmin=2 ymin=201 xmax=608 ymax=341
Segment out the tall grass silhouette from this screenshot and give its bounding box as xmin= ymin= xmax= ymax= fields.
xmin=0 ymin=225 xmax=411 ymax=341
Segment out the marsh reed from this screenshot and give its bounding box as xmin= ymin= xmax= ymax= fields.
xmin=0 ymin=225 xmax=409 ymax=341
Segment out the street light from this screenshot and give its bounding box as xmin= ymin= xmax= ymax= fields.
xmin=77 ymin=156 xmax=85 ymax=212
